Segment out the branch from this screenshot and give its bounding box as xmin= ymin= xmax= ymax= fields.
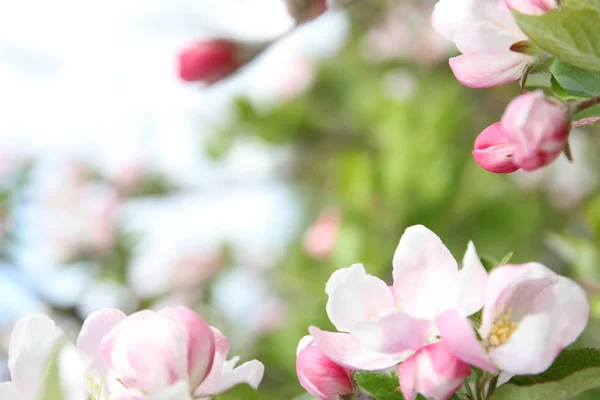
xmin=572 ymin=115 xmax=600 ymax=128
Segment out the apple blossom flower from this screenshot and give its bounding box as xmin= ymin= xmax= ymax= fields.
xmin=506 ymin=0 xmax=558 ymax=15
xmin=303 ymin=208 xmax=341 ymax=260
xmin=432 ymin=0 xmax=536 ymax=87
xmin=438 ymin=262 xmax=589 ymax=375
xmin=0 ymin=314 xmax=86 ymax=400
xmin=76 ymin=307 xmax=216 ymax=399
xmin=398 ymin=341 xmax=471 ymax=400
xmin=473 ymin=91 xmax=571 ymax=173
xmin=308 ymin=225 xmax=488 ymax=371
xmin=472 ymin=122 xmax=520 ymax=173
xmin=194 ymin=328 xmax=264 ymax=399
xmin=296 ymin=335 xmax=354 ymax=400
xmin=501 ymin=90 xmax=570 ymax=172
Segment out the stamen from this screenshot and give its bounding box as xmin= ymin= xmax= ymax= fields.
xmin=487 ymin=306 xmax=518 ymax=348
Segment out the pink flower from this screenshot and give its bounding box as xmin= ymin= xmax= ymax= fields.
xmin=303 ymin=208 xmax=341 ymax=260
xmin=194 ymin=328 xmax=264 ymax=399
xmin=438 ymin=262 xmax=589 ymax=375
xmin=501 ymin=90 xmax=570 ymax=172
xmin=178 ymin=40 xmax=240 ymax=84
xmin=296 ymin=336 xmax=353 ymax=400
xmin=76 ymin=307 xmax=215 ymax=398
xmin=472 ymin=123 xmax=519 ymax=173
xmin=309 ymin=225 xmax=488 ymax=371
xmin=432 ymin=0 xmax=535 ymax=87
xmin=506 ymin=0 xmax=557 ymax=15
xmin=0 ymin=314 xmax=87 ymax=400
xmin=399 ymin=341 xmax=471 ymax=400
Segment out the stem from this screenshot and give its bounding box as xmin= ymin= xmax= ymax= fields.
xmin=572 ymin=115 xmax=600 ymax=128
xmin=575 ymin=96 xmax=600 ymax=111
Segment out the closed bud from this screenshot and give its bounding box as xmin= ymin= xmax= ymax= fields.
xmin=296 ymin=336 xmax=354 ymax=400
xmin=473 ymin=122 xmax=520 ymax=174
xmin=286 ymin=0 xmax=328 ymax=24
xmin=398 ymin=341 xmax=471 ymax=400
xmin=501 ymin=90 xmax=570 ymax=172
xmin=178 ymin=40 xmax=241 ymax=84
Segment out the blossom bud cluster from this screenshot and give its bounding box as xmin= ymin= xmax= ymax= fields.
xmin=296 ymin=225 xmax=589 ymax=400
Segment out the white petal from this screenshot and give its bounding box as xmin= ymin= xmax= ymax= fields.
xmin=454 ymin=242 xmax=488 ymax=316
xmin=0 ymin=383 xmax=25 ymax=400
xmin=76 ymin=308 xmax=126 ymax=378
xmin=8 ymin=314 xmax=66 ymax=399
xmin=325 ymin=264 xmax=395 ymax=333
xmin=392 ymin=225 xmax=458 ymax=320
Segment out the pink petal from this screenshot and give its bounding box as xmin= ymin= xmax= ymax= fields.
xmin=308 ymin=327 xmax=411 ymax=371
xmin=550 ymin=277 xmax=590 ymax=348
xmin=449 ymin=52 xmax=530 ymax=88
xmin=296 ymin=342 xmax=352 ymax=400
xmin=325 ymin=264 xmax=395 ymax=333
xmin=399 ymin=342 xmax=471 ymax=400
xmin=436 ymin=309 xmax=496 ymax=372
xmin=392 ymin=225 xmax=458 ymax=320
xmin=158 ymin=307 xmax=215 ymax=389
xmin=506 ymin=0 xmax=557 ymax=14
xmin=351 ymin=311 xmax=431 ymax=353
xmin=77 ymin=308 xmax=126 ymax=377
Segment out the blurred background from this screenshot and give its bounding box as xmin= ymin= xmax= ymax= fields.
xmin=1 ymin=0 xmax=600 ymax=398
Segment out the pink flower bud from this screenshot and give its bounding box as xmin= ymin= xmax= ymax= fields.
xmin=506 ymin=0 xmax=558 ymax=15
xmin=178 ymin=40 xmax=240 ymax=84
xmin=296 ymin=336 xmax=354 ymax=400
xmin=286 ymin=0 xmax=328 ymax=23
xmin=398 ymin=341 xmax=471 ymax=400
xmin=303 ymin=208 xmax=340 ymax=260
xmin=501 ymin=90 xmax=570 ymax=172
xmin=473 ymin=122 xmax=520 ymax=174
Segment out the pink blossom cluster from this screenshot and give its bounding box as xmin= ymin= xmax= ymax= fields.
xmin=0 ymin=307 xmax=264 ymax=400
xmin=431 ymin=0 xmax=576 ymax=174
xmin=296 ymin=225 xmax=589 ymax=400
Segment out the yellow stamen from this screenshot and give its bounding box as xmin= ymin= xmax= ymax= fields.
xmin=487 ymin=307 xmax=518 ymax=348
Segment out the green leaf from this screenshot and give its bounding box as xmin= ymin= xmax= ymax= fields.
xmin=480 ymin=254 xmax=500 ymax=271
xmin=499 ymin=252 xmax=514 ymax=266
xmin=562 ymin=0 xmax=600 ymax=10
xmin=354 ymin=371 xmax=405 ymax=400
xmin=213 ymin=384 xmax=262 ymax=400
xmin=291 ymin=395 xmax=316 ymax=400
xmin=491 ymin=349 xmax=600 ymax=400
xmin=514 ymin=9 xmax=600 ymax=72
xmin=550 ymin=60 xmax=600 ymax=97
xmin=40 ymin=349 xmax=64 ymax=400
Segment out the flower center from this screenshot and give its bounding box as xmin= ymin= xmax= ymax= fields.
xmin=87 ymin=376 xmax=107 ymax=400
xmin=488 ymin=307 xmax=518 ymax=347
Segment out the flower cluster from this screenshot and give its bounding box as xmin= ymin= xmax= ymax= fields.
xmin=296 ymin=225 xmax=589 ymax=400
xmin=0 ymin=307 xmax=264 ymax=400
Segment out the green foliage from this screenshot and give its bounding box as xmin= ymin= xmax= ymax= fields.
xmin=354 ymin=371 xmax=405 ymax=400
xmin=213 ymin=384 xmax=262 ymax=400
xmin=491 ymin=349 xmax=600 ymax=399
xmin=550 ymin=60 xmax=600 ymax=98
xmin=514 ymin=8 xmax=600 ymax=72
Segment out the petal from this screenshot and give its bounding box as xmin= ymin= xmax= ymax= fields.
xmin=436 ymin=309 xmax=496 ymax=372
xmin=449 ymin=52 xmax=530 ymax=88
xmin=506 ymin=0 xmax=557 ymax=14
xmin=195 ymin=360 xmax=265 ymax=397
xmin=76 ymin=308 xmax=126 ymax=378
xmin=490 ymin=313 xmax=556 ymax=374
xmin=158 ymin=307 xmax=215 ymax=389
xmin=398 ymin=342 xmax=471 ymax=400
xmin=550 ymin=277 xmax=589 ymax=348
xmin=351 ymin=311 xmax=431 ymax=353
xmin=308 ymin=327 xmax=411 ymax=371
xmin=325 ymin=264 xmax=395 ymax=333
xmin=0 ymin=383 xmax=25 ymax=400
xmin=392 ymin=225 xmax=458 ymax=320
xmin=8 ymin=314 xmax=67 ymax=399
xmin=454 ymin=242 xmax=488 ymax=316
xmin=101 ymin=310 xmax=189 ymax=394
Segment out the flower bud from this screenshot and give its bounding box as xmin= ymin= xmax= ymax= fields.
xmin=296 ymin=336 xmax=354 ymax=400
xmin=178 ymin=40 xmax=240 ymax=84
xmin=501 ymin=90 xmax=570 ymax=172
xmin=506 ymin=0 xmax=557 ymax=15
xmin=303 ymin=208 xmax=340 ymax=260
xmin=398 ymin=341 xmax=471 ymax=400
xmin=286 ymin=0 xmax=328 ymax=24
xmin=473 ymin=122 xmax=520 ymax=174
